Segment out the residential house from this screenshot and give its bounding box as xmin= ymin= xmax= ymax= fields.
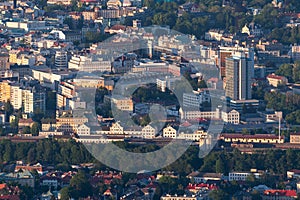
xmin=18 ymin=118 xmax=34 ymax=128
xmin=162 ymin=126 xmax=177 ymax=138
xmin=0 ymin=170 xmax=35 ymax=188
xmin=267 ymin=74 xmax=288 ymax=87
xmin=15 ymin=163 xmax=43 ymax=175
xmin=261 ymin=190 xmax=297 ymax=200
xmin=76 ymin=124 xmax=91 ymax=135
xmin=141 ymin=124 xmax=156 ymax=139
xmin=221 ymin=108 xmax=240 ymax=124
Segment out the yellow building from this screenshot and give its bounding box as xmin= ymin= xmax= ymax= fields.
xmin=110 ymin=95 xmax=133 ymax=112
xmin=73 ymin=77 xmax=114 ymax=91
xmin=0 ymin=81 xmax=11 ymax=102
xmin=290 ymin=133 xmax=300 ymax=144
xmin=56 ymin=117 xmax=88 ymax=134
xmin=9 ymin=50 xmax=20 ymax=64
xmin=267 ymin=73 xmax=288 ymax=87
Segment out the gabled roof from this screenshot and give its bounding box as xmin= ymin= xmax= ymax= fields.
xmin=263 ymin=190 xmax=297 ymax=197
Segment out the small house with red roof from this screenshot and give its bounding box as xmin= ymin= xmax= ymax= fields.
xmin=262 ymin=190 xmax=297 ymax=199
xmin=186 ymin=183 xmax=218 ymax=193
xmin=267 ymin=73 xmax=288 ymax=87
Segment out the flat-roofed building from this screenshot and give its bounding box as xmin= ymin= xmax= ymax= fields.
xmin=225 ymin=51 xmax=253 ymax=100
xmin=179 ymin=108 xmax=220 ymax=120
xmin=229 ymin=171 xmax=262 ymax=181
xmin=219 ymin=133 xmax=284 ymax=144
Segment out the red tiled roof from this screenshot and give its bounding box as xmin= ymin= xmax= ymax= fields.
xmin=263 ymin=190 xmax=297 ymax=197
xmin=288 ymin=169 xmax=300 ymax=174
xmin=110 ymin=25 xmax=126 ymax=31
xmin=186 ymin=183 xmax=218 ymax=190
xmin=0 ymin=183 xmax=6 ymax=190
xmin=290 ymin=132 xmax=300 ymax=136
xmin=0 ymin=195 xmax=20 ymax=200
xmin=18 ymin=118 xmax=34 ymax=124
xmin=267 ymin=74 xmax=285 ymax=80
xmin=181 ymin=121 xmax=192 ymax=127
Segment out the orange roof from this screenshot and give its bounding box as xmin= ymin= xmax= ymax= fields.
xmin=18 ymin=118 xmax=34 ymax=124
xmin=110 ymin=25 xmax=126 ymax=31
xmin=263 ymin=190 xmax=297 ymax=197
xmin=187 ymin=183 xmax=217 ymax=190
xmin=0 ymin=183 xmax=7 ymax=190
xmin=267 ymin=74 xmax=285 ymax=80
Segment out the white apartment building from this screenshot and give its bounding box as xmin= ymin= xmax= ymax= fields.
xmin=55 ymin=50 xmax=68 ymax=68
xmin=183 ymin=90 xmax=211 ymax=108
xmin=68 ymin=55 xmax=111 ymax=72
xmin=107 ymin=122 xmax=156 ymax=139
xmin=6 ymin=21 xmax=47 ymax=32
xmin=76 ymin=124 xmax=91 ymax=135
xmin=10 ymin=85 xmax=22 ymax=109
xmin=156 ymin=76 xmax=181 ymax=92
xmin=221 ymin=109 xmax=240 ymax=124
xmin=178 ymin=130 xmax=208 ymax=141
xmin=163 ymin=126 xmax=177 ymax=138
xmin=32 ymin=68 xmax=73 ymax=90
xmin=179 ymin=108 xmax=220 ymax=120
xmin=162 ymin=126 xmax=209 ymax=142
xmin=141 ymin=124 xmax=157 ymax=139
xmin=22 ymin=87 xmax=46 ymax=114
xmin=229 ymin=171 xmax=262 ymax=181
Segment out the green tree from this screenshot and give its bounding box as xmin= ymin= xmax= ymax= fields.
xmin=208 ymin=189 xmax=229 ymax=200
xmin=215 ymin=157 xmax=226 ymax=173
xmin=276 ymin=64 xmax=293 ymax=82
xmin=31 ymin=122 xmax=40 ymax=136
xmin=198 ymin=80 xmax=208 ymax=89
xmin=22 ymin=126 xmax=31 ymax=134
xmin=60 ymin=187 xmax=70 ymax=200
xmin=3 ymin=142 xmax=13 ymax=162
xmin=69 ymin=170 xmax=93 ymax=199
xmin=4 ymin=100 xmax=14 ymax=117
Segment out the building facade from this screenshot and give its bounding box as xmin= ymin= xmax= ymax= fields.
xmin=225 ymin=51 xmax=253 ymax=100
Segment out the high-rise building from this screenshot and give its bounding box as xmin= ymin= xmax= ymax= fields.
xmin=225 ymin=51 xmax=253 ymax=101
xmin=217 ymin=46 xmax=254 ymax=77
xmin=22 ymin=87 xmax=46 ymax=114
xmin=55 ymin=50 xmax=68 ymax=68
xmin=10 ymin=84 xmax=23 ymax=109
